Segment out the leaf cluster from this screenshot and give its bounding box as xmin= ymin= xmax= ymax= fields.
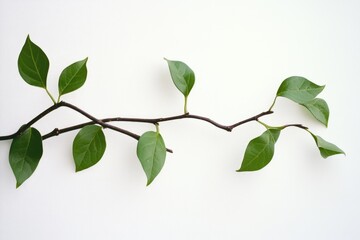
xmin=2 ymin=35 xmax=345 ymax=188
xmin=238 ymin=76 xmax=344 ymax=172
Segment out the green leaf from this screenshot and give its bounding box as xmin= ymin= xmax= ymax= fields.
xmin=18 ymin=35 xmax=49 ymax=88
xmin=165 ymin=58 xmax=195 ymax=97
xmin=301 ymin=98 xmax=329 ymax=127
xmin=277 ymin=76 xmax=325 ymax=104
xmin=311 ymin=134 xmax=345 ymax=158
xmin=9 ymin=127 xmax=43 ymax=188
xmin=137 ymin=131 xmax=166 ymax=186
xmin=73 ymin=125 xmax=106 ymax=172
xmin=58 ymin=58 xmax=88 ymax=97
xmin=238 ymin=129 xmax=281 ymax=172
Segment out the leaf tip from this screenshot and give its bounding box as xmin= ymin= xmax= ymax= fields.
xmin=146 ymin=179 xmax=154 ymax=186
xmin=321 ymin=151 xmax=345 ymax=159
xmin=333 ymin=148 xmax=346 ymax=157
xmin=16 ymin=180 xmax=26 ymax=189
xmin=75 ymin=165 xmax=86 ymax=173
xmin=237 ymin=166 xmax=262 ymax=172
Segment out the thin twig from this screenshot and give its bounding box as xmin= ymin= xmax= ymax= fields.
xmin=60 ymin=102 xmax=140 ymax=140
xmin=282 ymin=124 xmax=308 ymax=130
xmin=0 ymin=103 xmax=61 ymax=140
xmin=59 ymin=102 xmax=174 ymax=153
xmin=228 ymin=111 xmax=273 ymax=130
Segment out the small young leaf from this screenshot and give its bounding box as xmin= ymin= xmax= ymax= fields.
xmin=58 ymin=58 xmax=88 ymax=97
xmin=137 ymin=131 xmax=166 ymax=186
xmin=9 ymin=127 xmax=43 ymax=188
xmin=277 ymin=76 xmax=325 ymax=104
xmin=238 ymin=129 xmax=281 ymax=172
xmin=73 ymin=125 xmax=106 ymax=172
xmin=311 ymin=134 xmax=345 ymax=158
xmin=165 ymin=59 xmax=195 ymax=97
xmin=301 ymin=98 xmax=329 ymax=127
xmin=18 ymin=35 xmax=49 ymax=88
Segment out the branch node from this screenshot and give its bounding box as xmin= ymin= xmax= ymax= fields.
xmin=54 ymin=128 xmax=60 ymax=136
xmin=17 ymin=124 xmax=28 ymax=136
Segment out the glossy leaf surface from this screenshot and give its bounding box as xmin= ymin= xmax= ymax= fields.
xmin=277 ymin=76 xmax=324 ymax=104
xmin=238 ymin=129 xmax=281 ymax=171
xmin=137 ymin=131 xmax=166 ymax=186
xmin=9 ymin=127 xmax=43 ymax=188
xmin=165 ymin=59 xmax=195 ymax=97
xmin=73 ymin=125 xmax=106 ymax=172
xmin=311 ymin=134 xmax=345 ymax=158
xmin=58 ymin=58 xmax=88 ymax=97
xmin=301 ymin=98 xmax=329 ymax=127
xmin=18 ymin=35 xmax=49 ymax=88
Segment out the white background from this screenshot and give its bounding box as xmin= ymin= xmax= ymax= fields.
xmin=0 ymin=0 xmax=358 ymax=239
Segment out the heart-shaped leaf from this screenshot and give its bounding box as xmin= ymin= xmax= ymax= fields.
xmin=311 ymin=134 xmax=345 ymax=158
xmin=137 ymin=131 xmax=166 ymax=186
xmin=73 ymin=125 xmax=106 ymax=172
xmin=9 ymin=127 xmax=43 ymax=188
xmin=277 ymin=76 xmax=325 ymax=104
xmin=58 ymin=58 xmax=88 ymax=98
xmin=301 ymin=98 xmax=329 ymax=127
xmin=238 ymin=129 xmax=281 ymax=172
xmin=18 ymin=35 xmax=49 ymax=88
xmin=165 ymin=59 xmax=195 ymax=97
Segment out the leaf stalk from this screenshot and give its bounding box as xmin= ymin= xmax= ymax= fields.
xmin=45 ymin=88 xmax=56 ymax=105
xmin=184 ymin=96 xmax=188 ymax=114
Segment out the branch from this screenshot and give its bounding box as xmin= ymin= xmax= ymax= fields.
xmin=43 ymin=110 xmax=272 ymax=135
xmin=0 ymin=101 xmax=273 ymax=154
xmin=41 ymin=110 xmax=273 ymax=140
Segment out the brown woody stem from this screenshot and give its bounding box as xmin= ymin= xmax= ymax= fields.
xmin=0 ymin=101 xmax=274 ymax=154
